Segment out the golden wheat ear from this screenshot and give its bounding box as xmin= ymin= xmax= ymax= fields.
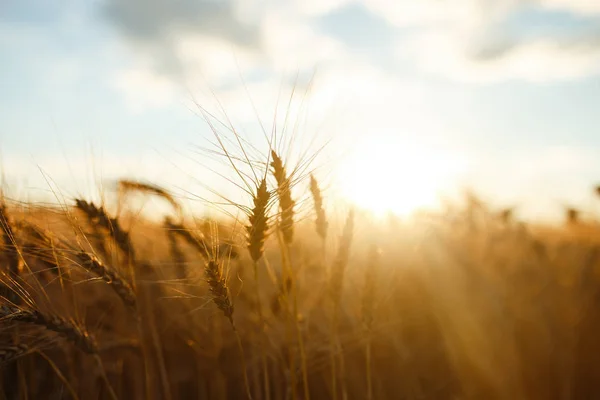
xmin=270 ymin=150 xmax=295 ymax=245
xmin=75 ymin=251 xmax=137 ymax=312
xmin=75 ymin=198 xmax=135 ymax=262
xmin=246 ymin=178 xmax=271 ymax=263
xmin=18 ymin=221 xmax=62 ymax=277
xmin=205 ymin=259 xmax=234 ymax=322
xmin=310 ymin=174 xmax=328 ymax=242
xmin=0 ymin=304 xmax=98 ymax=354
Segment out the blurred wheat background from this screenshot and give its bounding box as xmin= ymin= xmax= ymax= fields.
xmin=4 ymin=0 xmax=600 ymax=399
xmin=6 ymin=150 xmax=600 ymax=400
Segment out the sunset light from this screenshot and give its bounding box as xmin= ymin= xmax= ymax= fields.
xmin=338 ymin=137 xmax=466 ymax=216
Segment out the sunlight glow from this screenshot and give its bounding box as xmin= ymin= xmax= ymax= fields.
xmin=338 ymin=136 xmax=467 ymax=217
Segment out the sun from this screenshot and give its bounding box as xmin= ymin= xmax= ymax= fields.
xmin=337 ymin=136 xmax=466 ymax=217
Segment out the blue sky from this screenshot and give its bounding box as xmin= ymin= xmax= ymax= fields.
xmin=2 ymin=0 xmax=600 ymax=220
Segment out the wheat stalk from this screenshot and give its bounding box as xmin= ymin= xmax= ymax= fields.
xmin=329 ymin=209 xmax=355 ymax=400
xmin=361 ymin=245 xmax=381 ymax=400
xmin=361 ymin=245 xmax=380 ymax=332
xmin=0 ymin=204 xmax=20 ymax=276
xmin=163 ymin=217 xmax=187 ymax=279
xmin=0 ymin=204 xmax=22 ymax=305
xmin=330 ymin=209 xmax=355 ymax=304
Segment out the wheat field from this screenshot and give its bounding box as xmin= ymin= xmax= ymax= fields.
xmin=2 ymin=143 xmax=600 ymax=400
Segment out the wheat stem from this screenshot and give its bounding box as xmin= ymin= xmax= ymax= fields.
xmin=329 ymin=209 xmax=355 ymax=400
xmin=252 ymin=260 xmax=271 ymax=400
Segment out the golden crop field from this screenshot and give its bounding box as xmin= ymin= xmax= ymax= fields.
xmin=3 ymin=139 xmax=600 ymax=400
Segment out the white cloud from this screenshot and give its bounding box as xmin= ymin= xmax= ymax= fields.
xmin=105 ymin=0 xmax=600 ymax=110
xmin=288 ymin=0 xmax=352 ymax=16
xmin=401 ymin=30 xmax=600 ymax=83
xmin=236 ymin=0 xmax=353 ymax=18
xmin=174 ymin=35 xmax=260 ymax=82
xmin=261 ymin=10 xmax=346 ymax=71
xmin=364 ymin=0 xmax=600 ymax=28
xmin=107 ymin=4 xmax=350 ymax=115
xmin=159 ymin=6 xmax=600 ymax=107
xmin=484 ymin=39 xmax=600 ymax=82
xmin=540 ymin=0 xmax=600 ymax=15
xmin=364 ymin=0 xmax=518 ymax=29
xmin=111 ymin=31 xmax=267 ymax=112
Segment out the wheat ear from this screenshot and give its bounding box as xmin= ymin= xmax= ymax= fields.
xmin=19 ymin=222 xmax=61 ymax=276
xmin=0 ymin=343 xmax=30 ymax=366
xmin=75 ymin=199 xmax=135 ymax=262
xmin=247 ymin=179 xmax=270 ymax=263
xmin=0 ymin=304 xmax=97 ymax=354
xmin=205 ymin=259 xmax=234 ymax=322
xmin=75 ymin=251 xmax=137 ymax=312
xmin=270 ymin=151 xmax=295 ymax=244
xmin=309 ymin=174 xmax=328 ymax=242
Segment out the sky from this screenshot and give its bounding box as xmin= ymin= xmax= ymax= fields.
xmin=2 ymin=0 xmax=600 ymax=221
